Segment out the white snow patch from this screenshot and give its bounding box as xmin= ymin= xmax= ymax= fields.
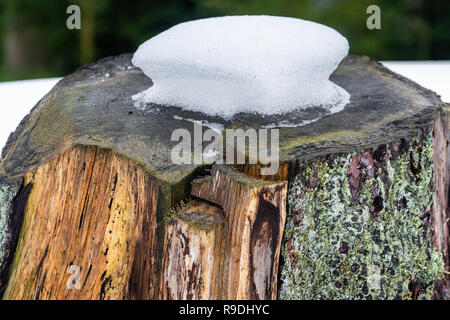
xmin=0 ymin=78 xmax=61 ymax=151
xmin=132 ymin=15 xmax=350 ymax=119
xmin=382 ymin=61 xmax=450 ymax=103
xmin=262 ymin=118 xmax=319 ymax=129
xmin=173 ymin=115 xmax=224 ymax=133
xmin=203 ymin=148 xmax=220 ymax=162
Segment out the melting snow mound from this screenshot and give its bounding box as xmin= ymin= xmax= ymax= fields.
xmin=132 ymin=15 xmax=350 ymax=119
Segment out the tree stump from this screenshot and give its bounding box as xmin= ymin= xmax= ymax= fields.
xmin=0 ymin=54 xmax=448 ymax=300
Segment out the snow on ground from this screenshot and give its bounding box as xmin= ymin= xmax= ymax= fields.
xmin=0 ymin=78 xmax=61 ymax=150
xmin=382 ymin=61 xmax=450 ymax=103
xmin=132 ymin=16 xmax=350 ymax=118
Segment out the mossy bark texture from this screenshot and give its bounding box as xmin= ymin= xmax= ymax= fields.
xmin=280 ymin=126 xmax=445 ymax=300
xmin=0 ymin=179 xmax=30 ymax=294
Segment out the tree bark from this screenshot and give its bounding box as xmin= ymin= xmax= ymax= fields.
xmin=280 ymin=119 xmax=449 ymax=300
xmin=0 ymin=54 xmax=448 ymax=300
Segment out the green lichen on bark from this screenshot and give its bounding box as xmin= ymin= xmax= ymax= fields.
xmin=0 ymin=184 xmax=19 ymax=268
xmin=280 ymin=127 xmax=444 ymax=300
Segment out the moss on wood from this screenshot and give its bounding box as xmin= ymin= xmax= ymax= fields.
xmin=0 ymin=184 xmax=19 ymax=268
xmin=280 ymin=126 xmax=444 ymax=300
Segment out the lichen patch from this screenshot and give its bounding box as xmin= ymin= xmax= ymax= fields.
xmin=280 ymin=127 xmax=444 ymax=300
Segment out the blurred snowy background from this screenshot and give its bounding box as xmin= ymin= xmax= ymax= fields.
xmin=0 ymin=0 xmax=449 ymax=148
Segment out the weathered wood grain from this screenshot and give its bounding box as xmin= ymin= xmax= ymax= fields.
xmin=432 ymin=109 xmax=450 ymax=298
xmin=160 ymin=199 xmax=226 ymax=300
xmin=190 ymin=165 xmax=287 ymax=299
xmin=2 ymin=145 xmax=164 ymax=299
xmin=232 ymin=162 xmax=290 ymax=181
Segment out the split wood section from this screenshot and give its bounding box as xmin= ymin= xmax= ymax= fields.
xmin=3 ymin=146 xmax=162 ymax=299
xmin=2 ymin=147 xmax=287 ymax=300
xmin=185 ymin=165 xmax=287 ymax=299
xmin=160 ymin=199 xmax=226 ymax=300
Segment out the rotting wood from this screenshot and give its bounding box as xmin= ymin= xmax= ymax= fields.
xmin=190 ymin=165 xmax=287 ymax=299
xmin=160 ymin=199 xmax=226 ymax=300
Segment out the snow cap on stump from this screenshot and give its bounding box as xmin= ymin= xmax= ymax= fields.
xmin=132 ymin=15 xmax=350 ymax=118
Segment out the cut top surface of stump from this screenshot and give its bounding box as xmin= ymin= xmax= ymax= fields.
xmin=0 ymin=53 xmax=445 ymax=185
xmin=174 ymin=198 xmax=225 ymax=231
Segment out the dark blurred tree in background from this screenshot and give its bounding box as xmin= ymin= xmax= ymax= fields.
xmin=0 ymin=0 xmax=449 ymax=81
